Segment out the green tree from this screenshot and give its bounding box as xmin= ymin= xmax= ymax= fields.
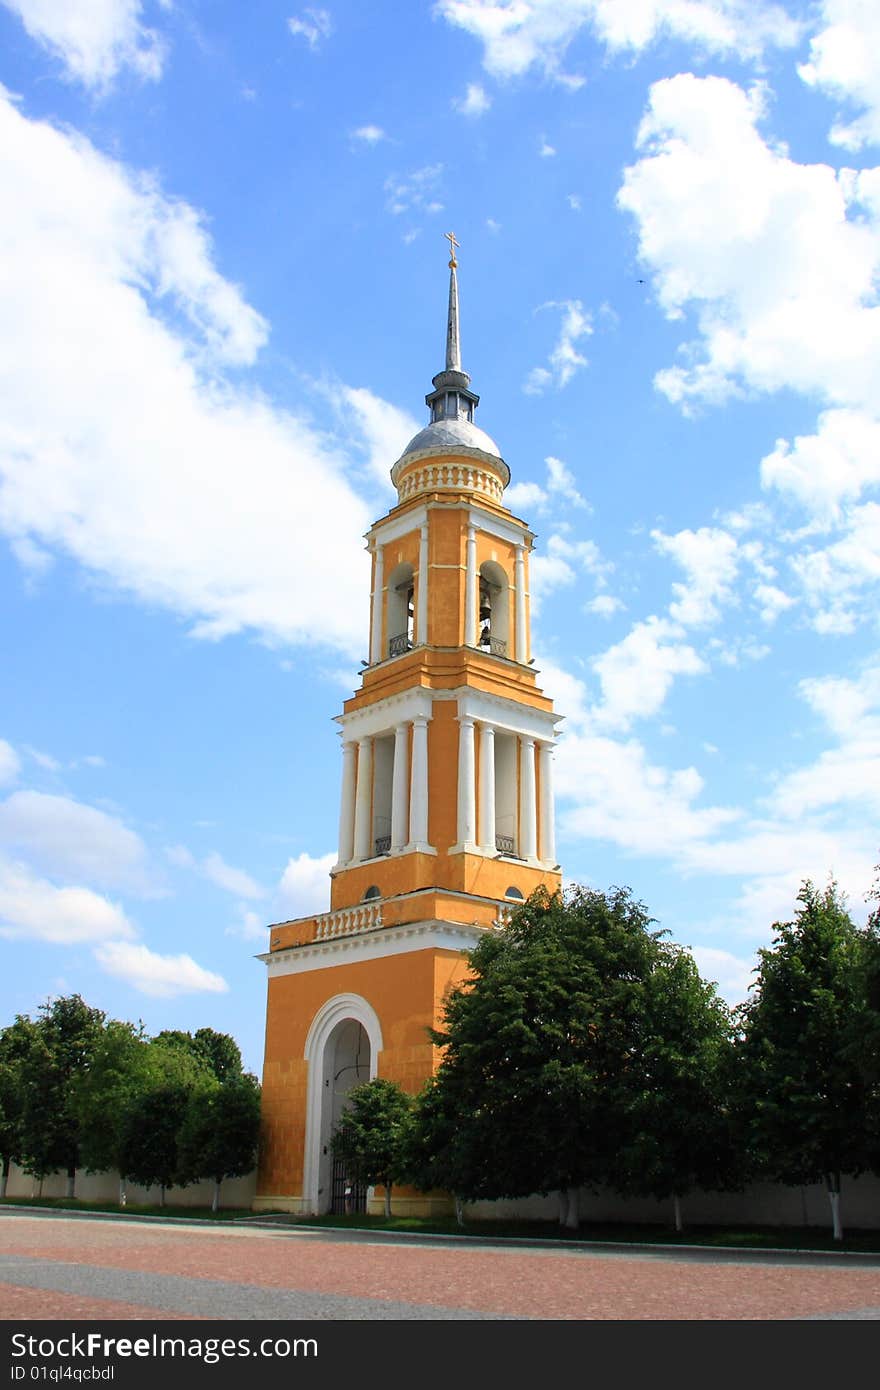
xmin=736 ymin=879 xmax=867 ymax=1240
xmin=418 ymin=885 xmax=673 ymax=1227
xmin=614 ymin=945 xmax=740 ymax=1231
xmin=116 ymin=1038 xmax=214 ymax=1204
xmin=330 ymin=1079 xmax=412 ymax=1218
xmin=19 ymin=995 xmax=106 ymax=1196
xmin=177 ymin=1074 xmax=261 ymax=1212
xmin=72 ymin=1019 xmax=153 ymax=1199
xmin=0 ymin=1017 xmax=38 ymax=1198
xmin=154 ymin=1028 xmax=243 ymax=1083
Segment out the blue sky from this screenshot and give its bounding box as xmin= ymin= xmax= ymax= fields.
xmin=1 ymin=0 xmax=878 ymax=1077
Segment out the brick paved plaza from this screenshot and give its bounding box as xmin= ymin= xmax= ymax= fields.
xmin=2 ymin=1210 xmax=880 ymax=1321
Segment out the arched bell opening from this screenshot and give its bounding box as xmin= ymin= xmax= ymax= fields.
xmin=478 ymin=560 xmax=509 ymax=658
xmin=387 ymin=562 xmax=415 ymax=658
xmin=315 ymin=1018 xmax=371 ymax=1215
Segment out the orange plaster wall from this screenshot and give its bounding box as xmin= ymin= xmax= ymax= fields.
xmin=257 ymin=947 xmax=447 ymax=1199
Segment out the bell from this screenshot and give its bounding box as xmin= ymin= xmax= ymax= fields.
xmin=479 ymin=605 xmax=491 ymax=621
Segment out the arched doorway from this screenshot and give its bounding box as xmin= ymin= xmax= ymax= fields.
xmin=302 ymin=994 xmax=383 ymax=1214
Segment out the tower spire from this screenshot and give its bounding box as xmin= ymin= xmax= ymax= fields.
xmin=444 ymin=231 xmax=461 ymax=372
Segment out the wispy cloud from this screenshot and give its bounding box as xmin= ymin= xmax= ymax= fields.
xmin=287 ymin=7 xmax=333 ymax=49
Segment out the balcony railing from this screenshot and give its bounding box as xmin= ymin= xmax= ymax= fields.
xmin=478 ymin=635 xmax=507 ymax=657
xmin=389 ymin=632 xmax=413 ymax=657
xmin=374 ymin=835 xmax=391 ymax=856
xmin=495 ymin=834 xmax=515 ymax=855
xmin=314 ymin=902 xmax=384 ymax=941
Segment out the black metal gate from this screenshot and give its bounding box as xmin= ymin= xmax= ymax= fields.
xmin=330 ymin=1156 xmax=367 ymax=1214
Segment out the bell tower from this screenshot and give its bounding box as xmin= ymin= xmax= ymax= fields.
xmin=255 ymin=240 xmax=563 ymax=1215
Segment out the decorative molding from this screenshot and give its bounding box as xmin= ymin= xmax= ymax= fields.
xmin=335 ymin=688 xmax=434 ymax=740
xmin=261 ymin=919 xmax=490 ymax=978
xmin=395 ymin=457 xmax=506 ymax=503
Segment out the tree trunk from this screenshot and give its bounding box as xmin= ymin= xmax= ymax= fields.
xmin=563 ymin=1186 xmax=580 ymax=1230
xmin=673 ymin=1194 xmax=683 ymax=1233
xmin=454 ymin=1197 xmax=465 ymax=1228
xmin=826 ymin=1172 xmax=843 ymax=1241
xmin=557 ymin=1189 xmax=569 ymax=1226
xmin=1 ymin=1155 xmax=9 ymax=1199
xmin=160 ymin=1184 xmax=166 ymax=1208
xmin=384 ymin=1184 xmax=392 ymax=1219
xmin=212 ymin=1181 xmax=220 ymax=1214
xmin=66 ymin=1167 xmax=76 ymax=1199
xmin=118 ymin=1178 xmax=126 ymax=1206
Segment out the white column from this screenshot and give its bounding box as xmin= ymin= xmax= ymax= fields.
xmin=538 ymin=740 xmax=556 ymax=865
xmin=408 ymin=715 xmax=429 ymax=848
xmin=370 ymin=543 xmax=384 ymax=665
xmin=464 ymin=524 xmax=477 ymax=647
xmin=353 ymin=737 xmax=373 ymax=861
xmin=519 ymin=735 xmax=537 ymax=861
xmin=456 ymin=715 xmax=476 ymax=850
xmin=478 ymin=724 xmax=496 ymax=854
xmin=391 ymin=722 xmax=410 ymax=851
xmin=336 ymin=740 xmax=357 ymax=864
xmin=416 ymin=524 xmax=429 ymax=645
xmin=515 ymin=544 xmax=527 ymax=663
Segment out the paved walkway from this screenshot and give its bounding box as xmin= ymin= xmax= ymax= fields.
xmin=2 ymin=1209 xmax=880 ymax=1320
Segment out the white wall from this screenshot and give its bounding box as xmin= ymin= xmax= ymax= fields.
xmin=3 ymin=1162 xmax=256 ymax=1209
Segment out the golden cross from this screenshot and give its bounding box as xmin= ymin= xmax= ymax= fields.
xmin=445 ymin=230 xmax=460 ymax=267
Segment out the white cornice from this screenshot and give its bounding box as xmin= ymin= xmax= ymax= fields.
xmin=366 ymin=503 xmax=429 ymax=548
xmin=466 ymin=504 xmax=535 ymax=549
xmin=258 ymin=919 xmax=488 ymax=977
xmin=335 ymin=687 xmax=434 ymax=739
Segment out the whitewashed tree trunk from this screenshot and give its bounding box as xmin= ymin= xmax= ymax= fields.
xmin=0 ymin=1161 xmax=8 ymax=1198
xmin=826 ymin=1174 xmax=843 ymax=1241
xmin=384 ymin=1184 xmax=392 ymax=1219
xmin=557 ymin=1190 xmax=569 ymax=1226
xmin=454 ymin=1197 xmax=465 ymax=1228
xmin=212 ymin=1181 xmax=221 ymax=1214
xmin=118 ymin=1178 xmax=126 ymax=1205
xmin=563 ymin=1187 xmax=579 ymax=1230
xmin=160 ymin=1184 xmax=166 ymax=1207
xmin=65 ymin=1169 xmax=75 ymax=1199
xmin=673 ymin=1194 xmax=683 ymax=1233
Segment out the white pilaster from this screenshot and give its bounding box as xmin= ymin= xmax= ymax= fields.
xmin=336 ymin=740 xmax=357 ymax=865
xmin=478 ymin=723 xmax=496 ymax=854
xmin=370 ymin=543 xmax=384 ymax=665
xmin=455 ymin=715 xmax=477 ymax=851
xmin=417 ymin=524 xmax=429 ymax=645
xmin=391 ymin=722 xmax=410 ymax=851
xmin=464 ymin=524 xmax=477 ymax=647
xmin=515 ymin=544 xmax=527 ymax=664
xmin=408 ymin=715 xmax=430 ymax=849
xmin=538 ymin=740 xmax=556 ymax=866
xmin=353 ymin=737 xmax=373 ymax=861
xmin=519 ymin=735 xmax=537 ymax=861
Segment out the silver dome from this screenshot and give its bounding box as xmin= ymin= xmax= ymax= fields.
xmin=400 ymin=416 xmax=502 ymax=461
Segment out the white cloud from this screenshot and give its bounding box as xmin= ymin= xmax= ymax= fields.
xmin=767 ymin=664 xmax=880 ymax=819
xmin=761 ymin=409 xmax=880 ymax=523
xmin=201 ymin=851 xmax=264 ymax=900
xmin=799 ymin=0 xmax=880 ymax=150
xmin=652 ymin=526 xmax=740 ymax=628
xmin=0 ymin=856 xmax=135 ymax=943
xmin=0 ymin=90 xmax=379 ymax=658
xmin=436 ymin=0 xmax=799 ymax=85
xmin=546 ymin=455 xmax=588 ymax=509
xmin=351 ymin=124 xmax=386 ymax=144
xmin=0 ymin=790 xmax=153 ymax=893
xmin=523 ymin=300 xmax=591 ymax=394
xmin=586 ymin=593 xmax=624 ymax=618
xmin=287 ymin=7 xmax=333 ymax=48
xmin=453 ymin=83 xmax=491 ymax=116
xmin=592 ymin=616 xmax=707 ymax=729
xmin=753 ymin=582 xmax=795 ymax=624
xmin=618 ymin=75 xmax=880 ymax=414
xmin=1 ymin=0 xmax=167 ymax=87
xmin=688 ymin=945 xmax=756 ymax=1006
xmin=274 ymin=851 xmax=335 ymax=920
xmin=790 ymin=501 xmax=880 ymax=633
xmin=507 ymin=455 xmax=590 ymax=515
xmin=505 ymin=480 xmax=548 ymax=514
xmin=539 ymin=139 xmax=556 ymax=157
xmin=384 ymin=165 xmax=444 ymax=217
xmin=567 ymin=193 xmax=582 ymax=211
xmin=225 ymin=906 xmax=267 ymax=943
xmin=0 ymin=741 xmax=20 ymax=788
xmin=94 ymin=940 xmax=228 ymax=997
xmin=339 ymin=386 xmax=420 ymax=490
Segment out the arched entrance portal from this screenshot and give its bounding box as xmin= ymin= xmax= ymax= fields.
xmin=302 ymin=994 xmax=383 ymax=1214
